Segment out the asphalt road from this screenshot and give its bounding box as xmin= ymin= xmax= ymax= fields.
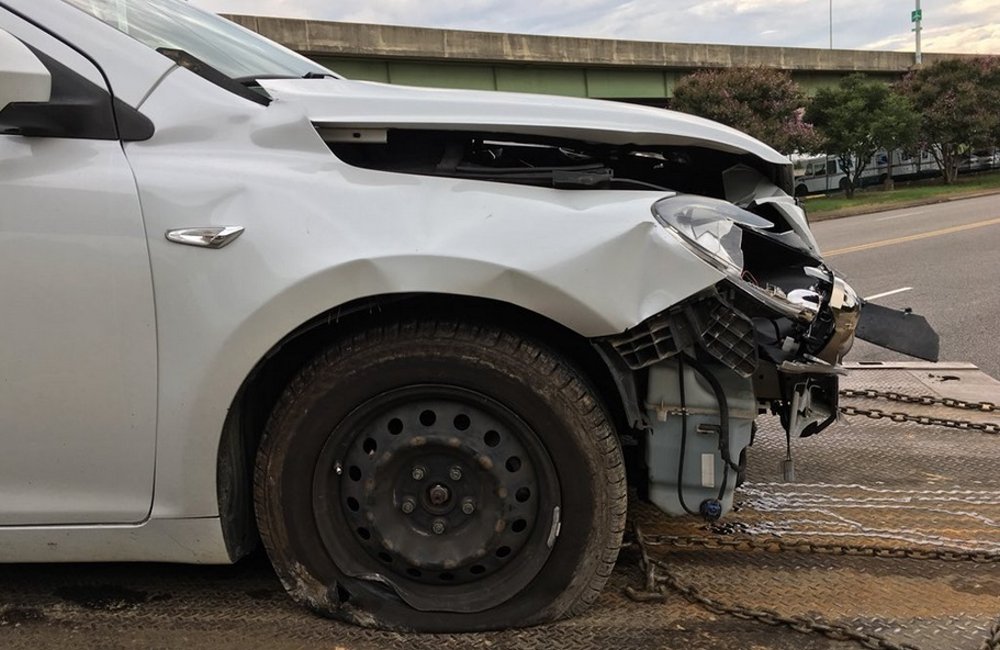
xmin=810 ymin=194 xmax=1000 ymax=378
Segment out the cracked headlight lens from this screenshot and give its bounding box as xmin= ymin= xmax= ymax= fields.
xmin=653 ymin=194 xmax=817 ymax=323
xmin=652 ymin=195 xmax=773 ymax=274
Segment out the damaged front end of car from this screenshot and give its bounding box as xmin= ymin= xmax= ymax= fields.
xmin=598 ymin=187 xmax=872 ymax=521
xmin=256 ymin=76 xmax=939 ymax=524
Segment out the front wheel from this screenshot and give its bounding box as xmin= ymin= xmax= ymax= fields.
xmin=254 ymin=320 xmax=626 ymax=631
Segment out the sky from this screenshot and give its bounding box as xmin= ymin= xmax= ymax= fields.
xmin=192 ymin=0 xmax=1000 ymax=54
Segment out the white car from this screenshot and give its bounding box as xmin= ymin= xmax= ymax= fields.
xmin=0 ymin=0 xmax=935 ymax=632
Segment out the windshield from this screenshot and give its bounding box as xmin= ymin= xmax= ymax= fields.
xmin=61 ymin=0 xmax=334 ymax=81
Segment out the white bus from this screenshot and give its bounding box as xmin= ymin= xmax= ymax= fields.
xmin=792 ymin=149 xmax=949 ymax=196
xmin=791 ymin=155 xmax=878 ymax=196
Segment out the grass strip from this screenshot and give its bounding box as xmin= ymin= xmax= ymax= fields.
xmin=805 ymin=171 xmax=1000 ymax=218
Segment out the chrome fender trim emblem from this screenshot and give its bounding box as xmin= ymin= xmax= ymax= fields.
xmin=165 ymin=226 xmax=245 ymax=249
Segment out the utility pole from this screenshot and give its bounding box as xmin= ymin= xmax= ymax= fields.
xmin=913 ymin=0 xmax=923 ymax=65
xmin=829 ymin=0 xmax=833 ymax=49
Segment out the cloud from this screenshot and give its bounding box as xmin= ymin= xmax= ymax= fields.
xmin=866 ymin=23 xmax=1000 ymax=54
xmin=862 ymin=0 xmax=1000 ymax=54
xmin=686 ymin=0 xmax=811 ymax=19
xmin=192 ymin=0 xmax=1000 ymax=53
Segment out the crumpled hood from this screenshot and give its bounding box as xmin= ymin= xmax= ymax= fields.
xmin=258 ymin=78 xmax=790 ymax=166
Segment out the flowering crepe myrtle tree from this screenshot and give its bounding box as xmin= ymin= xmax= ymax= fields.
xmin=671 ymin=67 xmax=821 ymax=155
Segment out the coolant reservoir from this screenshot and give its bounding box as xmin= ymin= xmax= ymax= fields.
xmin=645 ymin=359 xmax=756 ymax=518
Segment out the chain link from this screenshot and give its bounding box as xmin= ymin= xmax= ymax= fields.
xmin=625 ymin=388 xmax=1000 ymax=649
xmin=840 ymin=388 xmax=999 ymax=413
xmin=983 ymin=619 xmax=1000 ymax=650
xmin=839 ymin=388 xmax=1000 ymax=434
xmin=839 ymin=405 xmax=1000 ymax=434
xmin=639 ymin=532 xmax=1000 ymax=564
xmin=626 ymin=526 xmax=924 ymax=650
xmin=627 ymin=526 xmax=1000 ymax=650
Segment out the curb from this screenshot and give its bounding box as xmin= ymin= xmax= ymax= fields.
xmin=806 ymin=188 xmax=1000 ymax=222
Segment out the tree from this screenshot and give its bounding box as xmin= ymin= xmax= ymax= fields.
xmin=899 ymin=58 xmax=1000 ymax=184
xmin=806 ymin=74 xmax=920 ymax=198
xmin=872 ymin=88 xmax=921 ymax=191
xmin=671 ymin=67 xmax=820 ymax=154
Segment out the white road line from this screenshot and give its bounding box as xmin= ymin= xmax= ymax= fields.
xmin=865 ymin=287 xmax=913 ymax=301
xmin=875 ymin=207 xmax=934 ymax=222
xmin=825 ymin=216 xmax=1000 ymax=256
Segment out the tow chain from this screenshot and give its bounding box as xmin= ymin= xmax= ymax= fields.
xmin=840 ymin=388 xmax=999 ymax=413
xmin=626 ymin=388 xmax=1000 ymax=649
xmin=984 ymin=620 xmax=1000 ymax=650
xmin=638 ymin=532 xmax=1000 ymax=564
xmin=626 ymin=526 xmax=925 ymax=650
xmin=626 ymin=525 xmax=1000 ymax=650
xmin=839 ymin=388 xmax=1000 ymax=434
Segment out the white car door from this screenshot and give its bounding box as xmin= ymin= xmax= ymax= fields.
xmin=0 ymin=13 xmax=157 ymax=525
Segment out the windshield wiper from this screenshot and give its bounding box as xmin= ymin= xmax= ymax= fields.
xmin=235 ymin=71 xmax=338 ymax=87
xmin=158 ymin=48 xmax=269 ymax=106
xmin=302 ymin=71 xmax=337 ymax=80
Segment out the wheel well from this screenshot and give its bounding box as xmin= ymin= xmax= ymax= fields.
xmin=216 ymin=293 xmax=634 ymax=561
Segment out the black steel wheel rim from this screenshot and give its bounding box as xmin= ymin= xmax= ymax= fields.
xmin=311 ymin=384 xmax=561 ymax=613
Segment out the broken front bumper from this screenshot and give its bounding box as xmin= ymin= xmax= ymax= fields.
xmin=596 ymin=190 xmax=942 ymax=522
xmin=599 ymin=272 xmax=862 ymax=519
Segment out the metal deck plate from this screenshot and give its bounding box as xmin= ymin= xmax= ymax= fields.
xmin=2 ymin=363 xmax=998 ymax=649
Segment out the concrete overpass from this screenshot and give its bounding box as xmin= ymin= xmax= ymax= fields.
xmin=226 ymin=15 xmax=975 ymax=103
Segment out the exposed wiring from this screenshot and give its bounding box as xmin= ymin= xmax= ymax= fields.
xmin=610 ymin=178 xmax=673 ymax=191
xmin=675 ymin=357 xmax=700 ymax=516
xmin=683 ymin=355 xmax=739 ymax=502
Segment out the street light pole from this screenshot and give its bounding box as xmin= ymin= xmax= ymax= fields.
xmin=829 ymin=0 xmax=833 ymax=49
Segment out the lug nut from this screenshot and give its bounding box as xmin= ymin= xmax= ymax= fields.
xmin=428 ymin=483 xmax=450 ymax=506
xmin=432 ymin=519 xmax=446 ymax=535
xmin=449 ymin=466 xmax=463 ymax=481
xmin=461 ymin=499 xmax=476 ymax=515
xmin=401 ymin=498 xmax=416 ymax=514
xmin=411 ymin=466 xmax=426 ymax=481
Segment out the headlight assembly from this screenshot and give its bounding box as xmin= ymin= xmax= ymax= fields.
xmin=652 ymin=195 xmax=819 ymax=323
xmin=652 ymin=195 xmax=773 ymax=273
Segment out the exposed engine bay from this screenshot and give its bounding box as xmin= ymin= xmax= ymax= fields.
xmin=322 ymin=126 xmax=940 ymax=522
xmin=324 ymin=128 xmax=793 ymax=198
